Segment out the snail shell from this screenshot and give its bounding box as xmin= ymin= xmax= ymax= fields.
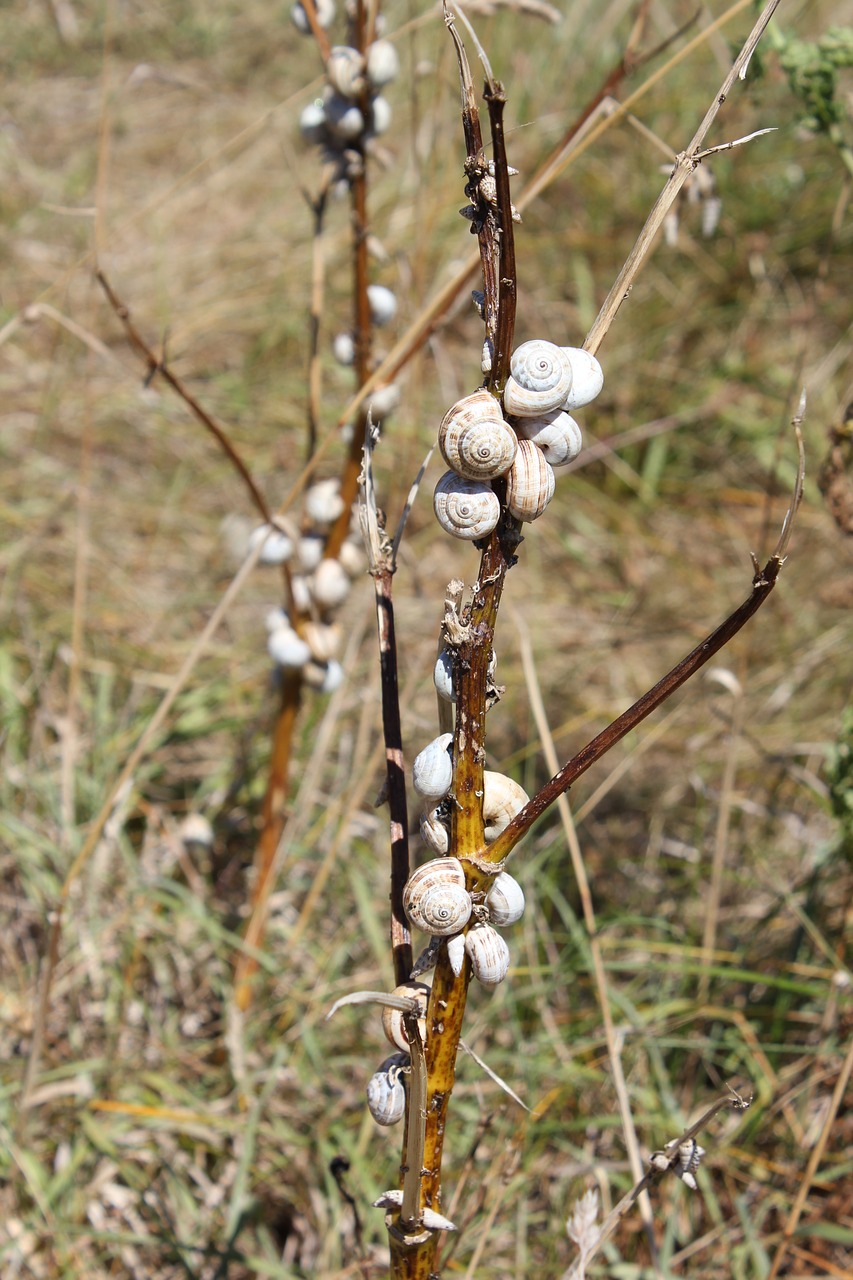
xmin=290 ymin=574 xmax=311 ymax=614
xmin=382 ymin=980 xmax=430 ymax=1052
xmin=366 ymin=382 xmax=400 ymax=422
xmin=412 ymin=732 xmax=453 ymax=799
xmin=303 ymin=621 xmax=341 ymax=662
xmin=333 ymin=331 xmax=355 ymax=366
xmin=303 ymin=658 xmax=344 ymax=692
xmin=311 ymin=558 xmax=351 ymax=610
xmin=299 ymin=99 xmax=327 ymax=145
xmin=368 ymin=94 xmax=392 ymax=137
xmin=366 ymin=39 xmax=400 ymax=89
xmin=403 ymin=857 xmax=472 ymax=937
xmin=438 ymin=391 xmax=517 ymax=481
xmin=420 ymin=806 xmax=450 ymax=855
xmin=433 ymin=472 xmax=500 ymax=541
xmin=268 ymin=625 xmax=311 ymax=669
xmin=483 ymin=771 xmax=529 ymax=841
xmin=433 ymin=649 xmax=455 ymax=703
xmin=291 ymin=0 xmax=335 ymax=32
xmin=560 ymin=347 xmax=604 ymax=410
xmin=367 ymin=284 xmax=397 ymax=327
xmin=297 ymin=533 xmax=324 ymax=572
xmin=446 ymin=932 xmax=466 ymax=977
xmin=366 ymin=1052 xmax=409 ymax=1126
xmin=465 ymin=923 xmax=510 ymax=987
xmin=485 ymin=871 xmax=525 ymax=926
xmin=503 ymin=340 xmax=573 ymax=418
xmin=324 ymin=92 xmax=364 ymax=141
xmin=305 ymin=478 xmax=345 ymax=527
xmin=506 ymin=438 xmax=556 ymax=522
xmin=248 ymin=522 xmax=294 ymax=565
xmin=326 ymin=46 xmax=366 ymax=99
xmin=514 ymin=409 xmax=583 ymax=467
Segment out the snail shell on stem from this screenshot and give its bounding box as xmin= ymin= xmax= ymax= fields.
xmin=433 ymin=472 xmax=500 ymax=541
xmin=420 ymin=806 xmax=450 ymax=855
xmin=514 ymin=409 xmax=583 ymax=467
xmin=483 ymin=771 xmax=529 ymax=841
xmin=381 ymin=981 xmax=430 ymax=1052
xmin=560 ymin=347 xmax=604 ymax=409
xmin=503 ymin=340 xmax=573 ymax=418
xmin=506 ymin=438 xmax=556 ymax=522
xmin=403 ymin=857 xmax=472 ymax=937
xmin=438 ymin=390 xmax=517 ymax=481
xmin=465 ymin=923 xmax=510 ymax=987
xmin=484 ymin=871 xmax=525 ymax=926
xmin=412 ymin=733 xmax=453 ymax=799
xmin=366 ymin=1052 xmax=409 ymax=1126
xmin=326 ymin=45 xmax=366 ymax=99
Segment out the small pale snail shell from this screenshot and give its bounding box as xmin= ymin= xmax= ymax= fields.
xmin=438 ymin=390 xmax=517 ymax=482
xmin=291 ymin=0 xmax=335 ymax=32
xmin=446 ymin=932 xmax=466 ymax=977
xmin=299 ymin=99 xmax=327 ymax=146
xmin=506 ymin=438 xmax=556 ymax=522
xmin=368 ymin=94 xmax=392 ymax=137
xmin=433 ymin=649 xmax=455 ymax=703
xmin=366 ymin=382 xmax=401 ymax=423
xmin=333 ymin=331 xmax=355 ymax=366
xmin=433 ymin=472 xmax=500 ymax=541
xmin=326 ymin=45 xmax=366 ymax=99
xmin=297 ymin=533 xmax=324 ymax=572
xmin=248 ymin=522 xmax=294 ymax=565
xmin=420 ymin=806 xmax=450 ymax=855
xmin=382 ymin=980 xmax=430 ymax=1052
xmin=323 ymin=92 xmax=364 ymax=141
xmin=465 ymin=923 xmax=510 ymax=987
xmin=310 ymin=558 xmax=351 ymax=610
xmin=367 ymin=284 xmax=397 ymax=327
xmin=484 ymin=871 xmax=525 ymax=926
xmin=305 ymin=477 xmax=345 ymax=527
xmin=268 ymin=625 xmax=311 ymax=669
xmin=365 ymin=39 xmax=400 ymax=89
xmin=303 ymin=621 xmax=341 ymax=662
xmin=483 ymin=771 xmax=529 ymax=842
xmin=412 ymin=732 xmax=454 ymax=799
xmin=560 ymin=347 xmax=604 ymax=410
xmin=403 ymin=857 xmax=472 ymax=937
xmin=303 ymin=658 xmax=344 ymax=692
xmin=366 ymin=1052 xmax=409 ymax=1126
xmin=503 ymin=340 xmax=574 ymax=418
xmin=514 ymin=409 xmax=583 ymax=467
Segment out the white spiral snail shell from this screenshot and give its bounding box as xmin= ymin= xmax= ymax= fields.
xmin=465 ymin=923 xmax=510 ymax=987
xmin=403 ymin=857 xmax=472 ymax=937
xmin=503 ymin=340 xmax=574 ymax=418
xmin=483 ymin=771 xmax=529 ymax=841
xmin=365 ymin=39 xmax=400 ymax=89
xmin=438 ymin=391 xmax=517 ymax=481
xmin=326 ymin=46 xmax=366 ymax=99
xmin=366 ymin=1052 xmax=409 ymax=1126
xmin=484 ymin=871 xmax=525 ymax=926
xmin=412 ymin=733 xmax=454 ymax=799
xmin=506 ymin=438 xmax=556 ymax=522
xmin=382 ymin=980 xmax=430 ymax=1052
xmin=560 ymin=347 xmax=604 ymax=410
xmin=433 ymin=472 xmax=500 ymax=541
xmin=268 ymin=625 xmax=311 ymax=669
xmin=514 ymin=409 xmax=583 ymax=467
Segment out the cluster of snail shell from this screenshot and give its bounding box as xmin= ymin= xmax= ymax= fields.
xmin=433 ymin=338 xmax=604 ymax=540
xmin=250 ymin=477 xmax=364 ymax=692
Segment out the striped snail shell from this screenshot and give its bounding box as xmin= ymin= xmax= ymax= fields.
xmin=412 ymin=733 xmax=453 ymax=799
xmin=465 ymin=923 xmax=510 ymax=987
xmin=483 ymin=771 xmax=529 ymax=841
xmin=438 ymin=391 xmax=517 ymax=481
xmin=514 ymin=409 xmax=583 ymax=467
xmin=326 ymin=46 xmax=366 ymax=99
xmin=366 ymin=1052 xmax=409 ymax=1126
xmin=484 ymin=871 xmax=525 ymax=926
xmin=503 ymin=340 xmax=574 ymax=418
xmin=433 ymin=472 xmax=500 ymax=541
xmin=420 ymin=806 xmax=450 ymax=855
xmin=403 ymin=857 xmax=472 ymax=937
xmin=382 ymin=981 xmax=430 ymax=1052
xmin=560 ymin=347 xmax=604 ymax=409
xmin=506 ymin=438 xmax=556 ymax=522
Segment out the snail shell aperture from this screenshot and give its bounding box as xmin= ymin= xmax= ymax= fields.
xmin=484 ymin=871 xmax=525 ymax=926
xmin=403 ymin=857 xmax=473 ymax=937
xmin=483 ymin=771 xmax=529 ymax=841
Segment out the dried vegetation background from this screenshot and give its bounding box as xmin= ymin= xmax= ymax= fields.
xmin=1 ymin=0 xmax=851 ymax=1277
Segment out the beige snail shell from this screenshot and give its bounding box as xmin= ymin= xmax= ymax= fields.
xmin=367 ymin=284 xmax=397 ymax=328
xmin=420 ymin=806 xmax=450 ymax=855
xmin=303 ymin=621 xmax=341 ymax=663
xmin=465 ymin=923 xmax=510 ymax=987
xmin=484 ymin=871 xmax=525 ymax=926
xmin=560 ymin=347 xmax=604 ymax=410
xmin=403 ymin=857 xmax=472 ymax=937
xmin=446 ymin=932 xmax=466 ymax=977
xmin=305 ymin=478 xmax=345 ymax=527
xmin=503 ymin=340 xmax=573 ymax=418
xmin=268 ymin=625 xmax=311 ymax=669
xmin=366 ymin=1052 xmax=408 ymax=1126
xmin=506 ymin=438 xmax=556 ymax=522
xmin=412 ymin=733 xmax=453 ymax=799
xmin=438 ymin=391 xmax=517 ymax=481
xmin=382 ymin=980 xmax=430 ymax=1052
xmin=326 ymin=45 xmax=366 ymax=99
xmin=514 ymin=409 xmax=583 ymax=467
xmin=433 ymin=472 xmax=500 ymax=541
xmin=483 ymin=771 xmax=529 ymax=841
xmin=365 ymin=39 xmax=400 ymax=89
xmin=311 ymin=558 xmax=351 ymax=610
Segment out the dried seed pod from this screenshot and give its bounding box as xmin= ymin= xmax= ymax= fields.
xmin=381 ymin=980 xmax=430 ymax=1052
xmin=483 ymin=771 xmax=529 ymax=841
xmin=365 ymin=38 xmax=400 ymax=89
xmin=465 ymin=923 xmax=510 ymax=987
xmin=367 ymin=284 xmax=397 ymax=327
xmin=420 ymin=806 xmax=450 ymax=855
xmin=446 ymin=932 xmax=466 ymax=977
xmin=433 ymin=472 xmax=500 ymax=541
xmin=326 ymin=46 xmax=366 ymax=99
xmin=403 ymin=858 xmax=472 ymax=937
xmin=514 ymin=409 xmax=583 ymax=467
xmin=506 ymin=438 xmax=556 ymax=522
xmin=311 ymin=558 xmax=350 ymax=610
xmin=366 ymin=1052 xmax=409 ymax=1126
xmin=438 ymin=391 xmax=517 ymax=481
xmin=412 ymin=733 xmax=453 ymax=799
xmin=484 ymin=871 xmax=525 ymax=926
xmin=268 ymin=625 xmax=311 ymax=669
xmin=503 ymin=340 xmax=574 ymax=418
xmin=560 ymin=347 xmax=604 ymax=409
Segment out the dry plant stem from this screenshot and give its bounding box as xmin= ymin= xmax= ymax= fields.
xmin=307 ymin=185 xmax=330 ymax=459
xmin=95 ymin=270 xmax=272 ymax=525
xmin=699 ymin=678 xmax=745 ymax=1001
xmin=584 ymin=0 xmax=783 ymax=356
xmin=484 ymin=82 xmax=517 ymax=385
xmin=301 ymin=0 xmax=332 ymax=61
xmin=233 ymin=670 xmax=303 ymax=1011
